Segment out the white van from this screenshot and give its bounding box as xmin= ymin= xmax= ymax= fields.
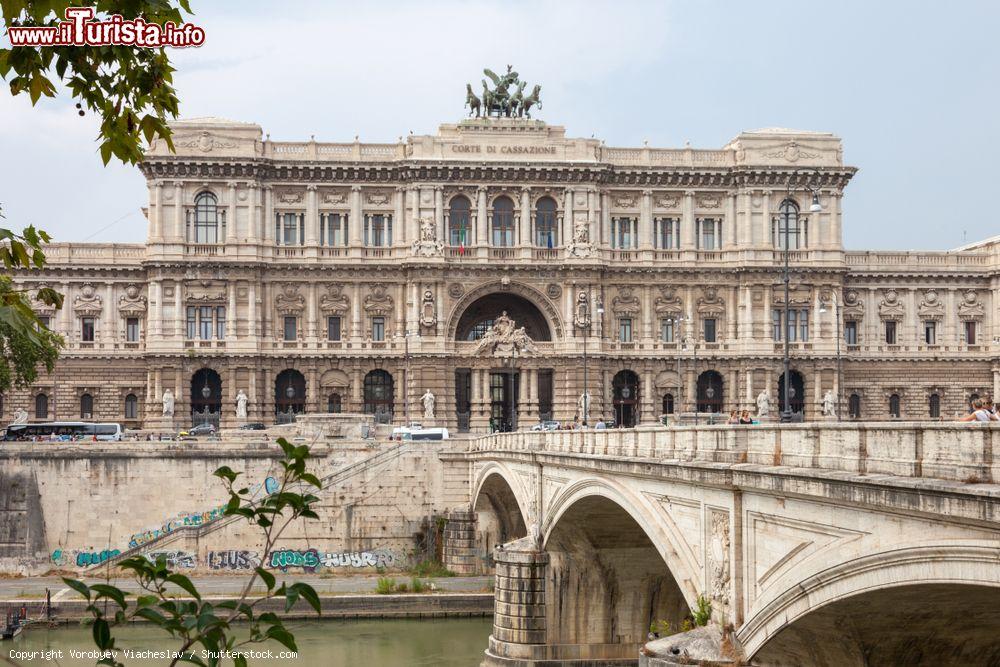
xmin=403 ymin=427 xmax=450 ymax=441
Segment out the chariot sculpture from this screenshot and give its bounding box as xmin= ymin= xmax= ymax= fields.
xmin=466 ymin=65 xmax=542 ymax=119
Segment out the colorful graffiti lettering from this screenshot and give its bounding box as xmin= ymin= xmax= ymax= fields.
xmin=144 ymin=550 xmax=196 ymax=569
xmin=73 ymin=549 xmax=121 ymax=567
xmin=319 ymin=549 xmax=400 ymax=569
xmin=268 ymin=548 xmax=320 ymax=572
xmin=207 ymin=550 xmax=261 ymax=571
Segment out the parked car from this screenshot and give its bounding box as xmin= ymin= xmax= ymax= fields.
xmin=238 ymin=422 xmax=266 ymax=430
xmin=179 ymin=423 xmax=216 ymax=437
xmin=531 ymin=420 xmax=560 ymax=431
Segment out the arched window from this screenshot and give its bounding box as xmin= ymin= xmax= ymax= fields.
xmin=889 ymin=394 xmax=901 ymax=419
xmin=80 ymin=393 xmax=93 ymax=419
xmin=363 ymin=370 xmax=394 ymax=419
xmin=773 ymin=199 xmax=806 ymax=250
xmin=777 ymin=370 xmax=806 ymax=415
xmin=612 ymin=370 xmax=640 ymax=428
xmin=491 ymin=196 xmax=515 ymax=247
xmin=928 ymin=393 xmax=941 ymax=419
xmin=696 ymin=371 xmax=724 ymax=413
xmin=448 ymin=196 xmax=471 ymax=248
xmin=327 ymin=393 xmax=342 ymax=413
xmin=275 ymin=369 xmax=306 ymax=422
xmin=662 ymin=393 xmax=675 ymax=415
xmin=35 ymin=393 xmax=48 ymax=419
xmin=535 ymin=197 xmax=557 ymax=248
xmin=849 ymin=393 xmax=861 ymax=419
xmin=125 ymin=394 xmax=138 ymax=420
xmin=193 ymin=192 xmax=220 ymax=244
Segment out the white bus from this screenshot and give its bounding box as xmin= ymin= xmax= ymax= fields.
xmin=3 ymin=422 xmax=123 ymax=442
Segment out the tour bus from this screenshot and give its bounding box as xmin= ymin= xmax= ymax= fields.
xmin=2 ymin=422 xmax=123 ymax=442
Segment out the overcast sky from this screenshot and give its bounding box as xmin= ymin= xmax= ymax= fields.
xmin=1 ymin=0 xmax=998 ymax=249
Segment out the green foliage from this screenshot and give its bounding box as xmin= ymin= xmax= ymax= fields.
xmin=649 ymin=619 xmax=671 ymax=636
xmin=395 ymin=581 xmax=409 ymax=593
xmin=0 ymin=274 xmax=62 ymax=393
xmin=410 ymin=559 xmax=455 ymax=578
xmin=680 ymin=618 xmax=694 ymax=633
xmin=375 ymin=577 xmax=396 ymax=595
xmin=64 ymin=438 xmax=322 ymax=667
xmin=410 ymin=577 xmax=426 ymax=593
xmin=692 ymin=595 xmax=712 ymax=627
xmin=0 ymin=0 xmax=189 ymax=165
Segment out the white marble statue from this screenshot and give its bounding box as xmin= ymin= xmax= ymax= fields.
xmin=578 ymin=390 xmax=592 ymax=422
xmin=236 ymin=389 xmax=249 ymax=419
xmin=822 ymin=390 xmax=836 ymax=417
xmin=11 ymin=409 xmax=28 ymax=425
xmin=420 ymin=389 xmax=436 ymax=420
xmin=755 ymin=389 xmax=771 ymax=417
xmin=162 ymin=389 xmax=175 ymax=417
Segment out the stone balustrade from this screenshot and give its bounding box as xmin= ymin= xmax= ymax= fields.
xmin=470 ymin=423 xmax=1000 ymax=484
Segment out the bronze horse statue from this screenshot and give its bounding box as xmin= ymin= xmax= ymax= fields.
xmin=465 ymin=83 xmax=481 ymax=117
xmin=520 ymin=84 xmax=542 ymax=119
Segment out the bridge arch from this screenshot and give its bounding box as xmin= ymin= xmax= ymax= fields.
xmin=541 ymin=477 xmax=699 ymax=654
xmin=470 ymin=462 xmax=530 ymax=572
xmin=740 ymin=541 xmax=1000 ymax=666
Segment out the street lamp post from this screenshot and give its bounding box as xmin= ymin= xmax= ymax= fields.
xmin=580 ymin=289 xmax=603 ymax=427
xmin=820 ymin=294 xmax=843 ymax=422
xmin=403 ymin=330 xmax=420 ymax=426
xmin=779 ymin=169 xmax=823 ymax=423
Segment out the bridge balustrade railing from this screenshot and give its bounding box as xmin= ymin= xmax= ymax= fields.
xmin=469 ymin=423 xmax=1000 ymax=484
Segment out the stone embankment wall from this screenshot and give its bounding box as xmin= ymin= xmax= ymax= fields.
xmin=0 ymin=439 xmax=471 ymax=575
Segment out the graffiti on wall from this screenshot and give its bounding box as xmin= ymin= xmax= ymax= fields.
xmin=127 ymin=476 xmax=279 ymax=549
xmin=51 ymin=548 xmax=122 ymax=568
xmin=144 ymin=550 xmax=196 ymax=569
xmin=267 ymin=548 xmax=402 ymax=571
xmin=207 ymin=550 xmax=261 ymax=571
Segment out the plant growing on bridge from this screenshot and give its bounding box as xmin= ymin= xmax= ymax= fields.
xmin=58 ymin=438 xmax=322 ymax=667
xmin=692 ymin=595 xmax=713 ymax=627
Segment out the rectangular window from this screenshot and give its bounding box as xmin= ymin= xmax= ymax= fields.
xmin=885 ymin=320 xmax=897 ymax=345
xmin=660 ymin=318 xmax=675 ymax=343
xmin=613 ymin=217 xmax=635 ymax=249
xmin=372 ymin=316 xmax=385 ymax=342
xmin=216 ymin=306 xmax=226 ymax=339
xmin=619 ymin=317 xmax=633 ymax=343
xmin=703 ymin=318 xmax=717 ymax=343
xmin=787 ymin=310 xmax=798 ymax=342
xmin=924 ymin=321 xmax=937 ymax=345
xmin=799 ymin=309 xmax=809 ymax=342
xmin=81 ymin=317 xmax=95 ymax=342
xmin=327 ymin=316 xmax=342 ymax=341
xmin=38 ymin=316 xmax=51 ymax=330
xmin=283 ymin=316 xmax=297 ymax=341
xmin=186 ymin=306 xmax=196 ymax=339
xmin=322 ymin=213 xmax=346 ymax=247
xmin=845 ymin=320 xmax=858 ymax=345
xmin=281 ymin=213 xmax=299 ymax=246
xmin=772 ymin=309 xmax=782 ymax=340
xmin=199 ymin=306 xmax=213 ymax=340
xmin=656 ymin=218 xmax=678 ymax=250
xmin=697 ymin=218 xmax=718 ymax=250
xmin=965 ymin=320 xmax=977 ymax=345
xmin=126 ymin=318 xmax=140 ymax=342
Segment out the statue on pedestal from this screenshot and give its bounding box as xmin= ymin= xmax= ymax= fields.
xmin=236 ymin=389 xmax=249 ymax=419
xmin=822 ymin=390 xmax=837 ymax=418
xmin=578 ymin=391 xmax=592 ymax=423
xmin=421 ymin=390 xmax=436 ymax=420
xmin=162 ymin=389 xmax=175 ymax=417
xmin=755 ymin=389 xmax=771 ymax=418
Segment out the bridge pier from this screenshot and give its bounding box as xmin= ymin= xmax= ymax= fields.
xmin=442 ymin=510 xmax=480 ymax=575
xmin=484 ymin=538 xmax=549 ymax=666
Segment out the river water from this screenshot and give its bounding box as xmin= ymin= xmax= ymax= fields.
xmin=8 ymin=618 xmax=492 ymax=666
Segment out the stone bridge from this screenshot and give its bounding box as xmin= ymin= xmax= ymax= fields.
xmin=443 ymin=424 xmax=1000 ymax=666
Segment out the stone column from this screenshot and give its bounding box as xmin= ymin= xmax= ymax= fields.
xmin=639 ymin=189 xmax=653 ymax=250
xmin=263 ymin=185 xmax=273 ymax=243
xmin=587 ymin=188 xmax=597 ymax=248
xmin=519 ymin=187 xmax=531 ymax=247
xmin=349 ymin=186 xmax=363 ymax=247
xmin=149 ymin=281 xmax=161 ymax=338
xmin=248 ymin=183 xmax=259 ymax=243
xmin=151 ymin=180 xmax=163 ymax=241
xmin=760 ymin=190 xmax=772 ymax=249
xmin=394 ymin=187 xmax=406 ymax=244
xmin=488 ymin=539 xmax=548 ymax=660
xmin=101 ymin=283 xmax=114 ymax=344
xmin=745 ymin=368 xmax=754 ymax=406
xmin=434 ymin=186 xmax=445 ymax=244
xmin=248 ymin=282 xmax=257 ymax=339
xmin=174 ymin=281 xmax=184 ymax=339
xmin=681 ymin=190 xmax=695 ymax=249
xmin=227 ymin=282 xmax=237 ymax=340
xmin=600 ymin=192 xmax=610 ymax=247
xmin=173 ymin=181 xmax=184 ymax=241
xmin=442 ymin=510 xmax=479 ymax=575
xmin=352 ymin=284 xmax=362 ymax=339
xmin=249 ymin=368 xmax=258 ymax=419
xmin=307 ymin=283 xmax=318 ymax=342
xmin=726 ymin=192 xmax=737 ymax=247
xmin=305 ymin=185 xmax=318 ymax=246
xmin=227 ymin=181 xmax=238 ymax=243
xmin=476 ymin=187 xmax=488 ymax=248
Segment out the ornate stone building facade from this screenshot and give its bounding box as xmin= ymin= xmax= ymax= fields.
xmin=5 ymin=116 xmax=1000 ymax=430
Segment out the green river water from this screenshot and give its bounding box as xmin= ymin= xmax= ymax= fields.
xmin=7 ymin=618 xmax=493 ymax=666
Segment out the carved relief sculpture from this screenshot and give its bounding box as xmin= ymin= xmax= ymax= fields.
xmin=573 ymin=291 xmax=591 ymax=329
xmin=275 ymin=284 xmax=306 ymax=315
xmin=473 ymin=311 xmax=539 ymax=358
xmin=958 ymin=290 xmax=984 ymax=319
xmin=879 ymin=288 xmax=905 ymax=320
xmin=411 ymin=216 xmax=444 ymax=257
xmin=73 ymin=283 xmax=103 ymax=317
xmin=708 ymin=509 xmax=731 ymax=615
xmin=420 ymin=289 xmax=437 ymax=328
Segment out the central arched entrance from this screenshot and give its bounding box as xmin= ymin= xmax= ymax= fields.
xmin=455 ymin=291 xmax=553 ymax=432
xmin=778 ymin=369 xmax=806 ymax=415
xmin=274 ymin=369 xmax=306 ymax=423
xmin=190 ymin=368 xmax=222 ymax=428
xmin=697 ymin=370 xmax=724 ymax=413
xmin=613 ymin=370 xmax=639 ymax=427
